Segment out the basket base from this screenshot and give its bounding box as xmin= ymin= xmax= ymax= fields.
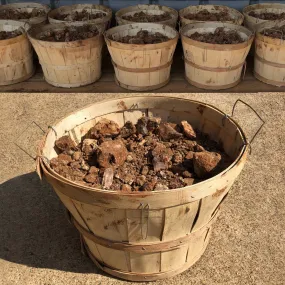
xmin=254 ymin=71 xmax=285 ymax=87
xmin=84 ymin=236 xmax=210 ymax=282
xmin=115 ymin=76 xmax=170 ymax=91
xmin=186 ymin=76 xmax=241 ymax=90
xmin=0 ymin=67 xmax=35 ymax=86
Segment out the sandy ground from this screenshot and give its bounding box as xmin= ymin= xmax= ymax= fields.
xmin=0 ymin=92 xmax=284 ymax=285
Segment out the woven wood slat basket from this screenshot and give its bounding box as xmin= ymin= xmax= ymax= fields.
xmin=0 ymin=20 xmax=34 ymax=86
xmin=37 ymin=96 xmax=249 ymax=281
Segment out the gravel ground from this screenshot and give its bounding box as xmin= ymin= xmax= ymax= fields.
xmin=0 ymin=93 xmax=284 ymax=285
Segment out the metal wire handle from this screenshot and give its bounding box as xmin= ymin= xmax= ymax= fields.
xmin=231 ymin=99 xmax=265 ymax=146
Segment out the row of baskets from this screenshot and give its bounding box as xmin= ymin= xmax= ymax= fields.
xmin=1 ymin=2 xmax=285 ymax=89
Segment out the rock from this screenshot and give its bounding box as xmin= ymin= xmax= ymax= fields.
xmin=121 ymin=184 xmax=132 ymax=193
xmin=171 ymin=164 xmax=187 ymax=175
xmin=172 ymin=152 xmax=183 ymax=164
xmin=185 ymin=140 xmax=197 ymax=151
xmin=89 ymin=166 xmax=99 ymax=174
xmin=57 ymin=153 xmax=72 ymax=165
xmin=152 ymin=143 xmax=173 ymax=171
xmin=154 ymin=183 xmax=169 ymax=191
xmin=50 ymin=157 xmax=59 ymax=168
xmin=102 ymin=168 xmax=114 ymax=189
xmin=84 ymin=173 xmax=98 ymax=184
xmin=181 ymin=121 xmax=196 ymax=139
xmin=123 ymin=173 xmax=135 ymax=185
xmin=97 ymin=140 xmax=128 ymax=168
xmin=55 ymin=135 xmax=77 ymax=152
xmin=87 ymin=118 xmax=120 ymax=139
xmin=141 ymin=178 xmax=157 ymax=191
xmin=141 ymin=165 xmax=149 ymax=175
xmin=70 ymin=161 xmax=81 ymax=169
xmin=193 ymin=152 xmax=222 ymax=178
xmin=168 ymin=176 xmax=185 ymax=189
xmin=195 ymin=144 xmax=205 ymax=152
xmin=120 ymin=121 xmax=136 ymax=138
xmin=184 ymin=178 xmax=195 ymax=186
xmin=82 ymin=139 xmax=98 ymax=157
xmin=158 ymin=123 xmax=183 ymax=141
xmin=72 ymin=151 xmax=82 ymax=161
xmin=136 ymin=175 xmax=146 ymax=186
xmin=147 ymin=117 xmax=161 ymax=132
xmin=182 ymin=170 xmax=193 ymax=178
xmin=185 ymin=151 xmax=194 ymax=160
xmin=80 ymin=160 xmax=90 ymax=171
xmin=126 ymin=154 xmax=133 ymax=162
xmin=153 ymin=157 xmax=168 ymax=172
xmin=136 ymin=117 xmax=148 ymax=136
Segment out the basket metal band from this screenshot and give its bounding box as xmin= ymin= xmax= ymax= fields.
xmin=184 ymin=58 xmax=244 ymax=72
xmin=255 ymin=53 xmax=285 ymax=68
xmin=112 ymin=59 xmax=173 ymax=73
xmin=71 ymin=210 xmax=218 ymax=254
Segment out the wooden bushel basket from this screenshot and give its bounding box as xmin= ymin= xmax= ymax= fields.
xmin=36 ymin=96 xmax=259 ymax=281
xmin=181 ymin=22 xmax=254 ymax=90
xmin=28 ymin=22 xmax=104 ymax=88
xmin=115 ymin=4 xmax=178 ymax=28
xmin=254 ymin=20 xmax=285 ymax=87
xmin=48 ymin=4 xmax=112 ymax=32
xmin=0 ymin=20 xmax=34 ymax=86
xmin=243 ymin=3 xmax=285 ymax=32
xmin=104 ymin=23 xmax=179 ymax=91
xmin=0 ymin=2 xmax=50 ymax=27
xmin=179 ymin=5 xmax=244 ymax=27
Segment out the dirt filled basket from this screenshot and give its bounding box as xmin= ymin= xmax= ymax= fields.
xmin=28 ymin=22 xmax=104 ymax=88
xmin=179 ymin=5 xmax=244 ymax=27
xmin=181 ymin=22 xmax=254 ymax=90
xmin=48 ymin=4 xmax=112 ymax=32
xmin=254 ymin=20 xmax=285 ymax=86
xmin=0 ymin=2 xmax=50 ymax=27
xmin=115 ymin=4 xmax=178 ymax=28
xmin=243 ymin=3 xmax=285 ymax=32
xmin=0 ymin=20 xmax=34 ymax=86
xmin=104 ymin=23 xmax=178 ymax=91
xmin=36 ymin=96 xmax=264 ymax=281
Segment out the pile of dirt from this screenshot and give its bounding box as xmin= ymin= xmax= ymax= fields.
xmin=50 ymin=117 xmax=232 ymax=192
xmin=0 ymin=30 xmax=21 ymax=40
xmin=0 ymin=8 xmax=46 ymax=20
xmin=188 ymin=27 xmax=244 ymax=44
xmin=261 ymin=24 xmax=285 ymax=39
xmin=248 ymin=11 xmax=285 ymax=20
xmin=112 ymin=30 xmax=170 ymax=44
xmin=122 ymin=11 xmax=172 ymax=22
xmin=184 ymin=9 xmax=232 ymax=22
xmin=37 ymin=25 xmax=99 ymax=42
xmin=54 ymin=9 xmax=106 ymax=21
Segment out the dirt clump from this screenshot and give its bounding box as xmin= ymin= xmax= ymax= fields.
xmin=0 ymin=8 xmax=46 ymax=20
xmin=50 ymin=116 xmax=232 ymax=192
xmin=261 ymin=25 xmax=285 ymax=39
xmin=184 ymin=9 xmax=232 ymax=22
xmin=122 ymin=11 xmax=171 ymax=22
xmin=248 ymin=11 xmax=285 ymax=20
xmin=112 ymin=30 xmax=170 ymax=44
xmin=54 ymin=9 xmax=106 ymax=21
xmin=37 ymin=25 xmax=99 ymax=42
xmin=188 ymin=27 xmax=244 ymax=44
xmin=0 ymin=30 xmax=22 ymax=40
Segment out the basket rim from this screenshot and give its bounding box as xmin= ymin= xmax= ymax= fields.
xmin=38 ymin=95 xmax=249 ymax=196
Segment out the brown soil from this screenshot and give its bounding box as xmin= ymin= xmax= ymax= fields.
xmin=261 ymin=25 xmax=285 ymax=39
xmin=54 ymin=9 xmax=106 ymax=21
xmin=37 ymin=25 xmax=99 ymax=42
xmin=248 ymin=11 xmax=285 ymax=20
xmin=184 ymin=9 xmax=232 ymax=22
xmin=188 ymin=27 xmax=244 ymax=44
xmin=50 ymin=117 xmax=232 ymax=192
xmin=0 ymin=8 xmax=46 ymax=20
xmin=0 ymin=30 xmax=21 ymax=40
xmin=122 ymin=11 xmax=172 ymax=22
xmin=112 ymin=30 xmax=170 ymax=44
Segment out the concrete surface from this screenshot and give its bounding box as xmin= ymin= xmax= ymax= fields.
xmin=0 ymin=93 xmax=284 ymax=285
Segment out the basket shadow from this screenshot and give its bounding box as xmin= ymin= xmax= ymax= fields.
xmin=0 ymin=172 xmax=99 ymax=274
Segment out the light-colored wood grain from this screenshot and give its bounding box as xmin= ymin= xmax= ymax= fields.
xmin=0 ymin=20 xmax=34 ymax=86
xmin=38 ymin=96 xmax=249 ymax=281
xmin=181 ymin=22 xmax=254 ymax=90
xmin=104 ymin=23 xmax=178 ymax=91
